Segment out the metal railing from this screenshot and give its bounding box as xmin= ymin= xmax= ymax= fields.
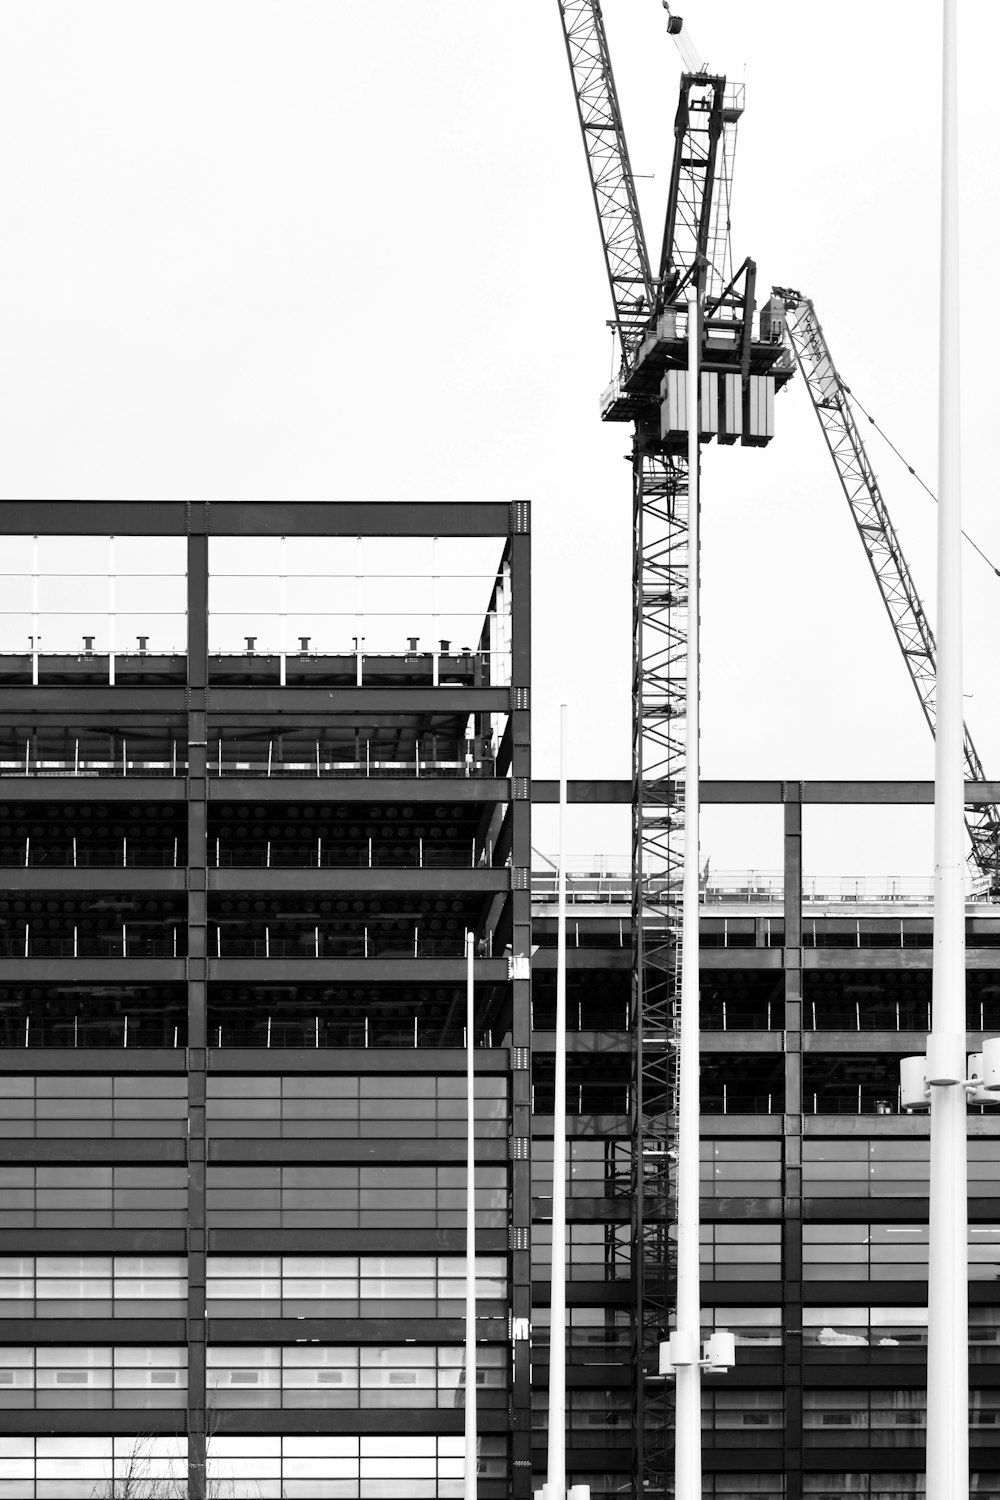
xmin=530 ymin=865 xmax=984 ymax=905
xmin=213 ymin=840 xmax=486 ymax=870
xmin=1 ymin=1017 xmax=185 ymax=1049
xmin=0 ymin=930 xmax=182 ymax=959
xmin=0 ymin=838 xmax=183 ymax=868
xmin=209 ymin=1020 xmax=498 ymax=1050
xmin=0 ymin=743 xmax=186 ymax=777
xmin=210 ymin=744 xmax=499 ymax=780
xmin=212 ymin=929 xmax=472 ymax=960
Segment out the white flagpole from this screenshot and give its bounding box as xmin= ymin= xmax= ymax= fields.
xmin=465 ymin=929 xmax=478 ymax=1499
xmin=926 ymin=1 xmax=968 ymax=1494
xmin=674 ymin=284 xmax=703 ymax=1500
xmin=546 ymin=704 xmax=569 ymax=1500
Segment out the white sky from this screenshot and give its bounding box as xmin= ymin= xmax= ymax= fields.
xmin=0 ymin=1 xmax=996 ymax=880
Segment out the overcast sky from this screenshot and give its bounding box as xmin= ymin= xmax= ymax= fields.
xmin=0 ymin=1 xmax=996 ymax=881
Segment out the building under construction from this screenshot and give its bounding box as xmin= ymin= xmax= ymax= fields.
xmin=0 ymin=502 xmax=999 ymax=1500
xmin=0 ymin=8 xmax=998 ymax=1500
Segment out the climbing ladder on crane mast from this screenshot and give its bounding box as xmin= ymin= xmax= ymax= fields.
xmin=775 ymin=288 xmax=1000 ymax=889
xmin=556 ymin=3 xmax=792 ymax=1495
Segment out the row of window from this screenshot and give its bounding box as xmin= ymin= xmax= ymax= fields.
xmin=0 ymin=1345 xmax=184 ymax=1408
xmin=0 ymin=1255 xmax=506 ymax=1320
xmin=695 ymin=1223 xmax=1000 ymax=1281
xmin=525 ymin=1389 xmax=997 ymax=1444
xmin=206 ymin=1074 xmax=508 ymax=1140
xmin=0 ymin=1344 xmax=506 ymax=1411
xmin=0 ymin=1166 xmax=508 ymax=1229
xmin=0 ymin=1433 xmax=508 ymax=1499
xmin=688 ymin=1306 xmax=1000 ymax=1352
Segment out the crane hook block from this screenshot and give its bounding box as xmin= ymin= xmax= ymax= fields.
xmin=666 ymin=17 xmax=684 ymax=34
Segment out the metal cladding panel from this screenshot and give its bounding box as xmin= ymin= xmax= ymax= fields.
xmin=747 ymin=374 xmax=776 ymax=439
xmin=700 ymin=372 xmax=719 ymax=435
xmin=748 ymin=375 xmax=761 ymax=435
xmin=721 ymin=372 xmax=742 ymax=440
xmin=659 ymin=368 xmax=686 ymax=441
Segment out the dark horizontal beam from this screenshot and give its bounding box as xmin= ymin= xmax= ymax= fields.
xmin=208 ymin=1137 xmax=508 ymax=1165
xmin=531 ymin=779 xmax=1000 ymax=805
xmin=1 ymin=869 xmax=186 ymax=891
xmin=209 ymin=869 xmax=507 ymax=894
xmin=208 ymin=1048 xmax=510 ymax=1075
xmin=0 ymin=500 xmax=516 ymax=537
xmin=208 ymin=957 xmax=509 ymax=983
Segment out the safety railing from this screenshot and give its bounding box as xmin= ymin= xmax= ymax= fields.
xmin=0 ymin=1017 xmax=185 ymax=1048
xmin=702 ymin=1089 xmax=781 ymax=1116
xmin=700 ymin=1002 xmax=779 ymax=1032
xmin=210 ymin=744 xmax=499 ymax=780
xmin=804 ymin=1002 xmax=932 ymax=1032
xmin=807 ymin=1087 xmax=904 ymax=1116
xmin=0 ymin=839 xmax=183 ymax=868
xmin=531 ymin=867 xmax=984 ymax=906
xmin=0 ymin=745 xmax=187 ymax=778
xmin=0 ymin=931 xmax=183 ymax=959
xmin=206 ymin=646 xmax=509 ymax=689
xmin=212 ymin=929 xmax=473 ymax=960
xmin=208 ymin=1020 xmax=498 ymax=1050
xmin=213 ymin=840 xmax=487 ymax=870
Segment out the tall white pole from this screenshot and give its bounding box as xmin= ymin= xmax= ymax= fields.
xmin=465 ymin=930 xmax=478 ymax=1500
xmin=30 ymin=534 xmax=39 ymax=686
xmin=547 ymin=704 xmax=568 ymax=1500
xmin=926 ymin=2 xmax=968 ymax=1494
xmin=279 ymin=534 xmax=287 ymax=687
xmin=674 ymin=286 xmax=702 ymax=1500
xmin=108 ymin=534 xmax=116 ymax=686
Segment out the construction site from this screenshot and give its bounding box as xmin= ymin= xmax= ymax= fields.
xmin=0 ymin=3 xmax=996 ymax=1499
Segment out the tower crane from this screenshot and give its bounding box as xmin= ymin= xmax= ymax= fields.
xmin=555 ymin=4 xmax=791 ymax=1495
xmin=775 ymin=289 xmax=1000 ymax=888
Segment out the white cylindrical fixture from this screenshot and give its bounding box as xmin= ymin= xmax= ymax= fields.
xmin=674 ymin=284 xmax=703 ymax=1500
xmin=703 ymin=1330 xmax=736 ymax=1371
xmin=900 ymin=1054 xmax=931 ymax=1111
xmin=547 ymin=704 xmax=568 ymax=1500
xmin=464 ymin=930 xmax=477 ymax=1500
xmin=926 ymin=4 xmax=968 ymax=1497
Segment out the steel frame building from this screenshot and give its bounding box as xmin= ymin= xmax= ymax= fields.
xmin=535 ymin=778 xmax=1000 ymax=1500
xmin=0 ymin=499 xmax=531 ymax=1499
xmin=1 ymin=503 xmax=1000 ymax=1498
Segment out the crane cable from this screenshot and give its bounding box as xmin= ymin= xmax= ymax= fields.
xmin=840 ymin=380 xmax=1000 ymax=578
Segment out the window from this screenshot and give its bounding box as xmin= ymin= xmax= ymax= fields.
xmin=0 ymin=1256 xmax=186 ymax=1318
xmin=206 ymin=1165 xmax=507 ymax=1229
xmin=206 ymin=1345 xmax=508 ymax=1411
xmin=205 ymin=1255 xmax=506 ymax=1320
xmin=699 ymin=1224 xmax=782 ymax=1280
xmin=0 ymin=1348 xmax=187 ymax=1409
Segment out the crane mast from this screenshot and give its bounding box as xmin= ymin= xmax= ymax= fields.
xmin=776 ymin=289 xmax=1000 ymax=886
xmin=555 ymin=5 xmax=792 ymax=1496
